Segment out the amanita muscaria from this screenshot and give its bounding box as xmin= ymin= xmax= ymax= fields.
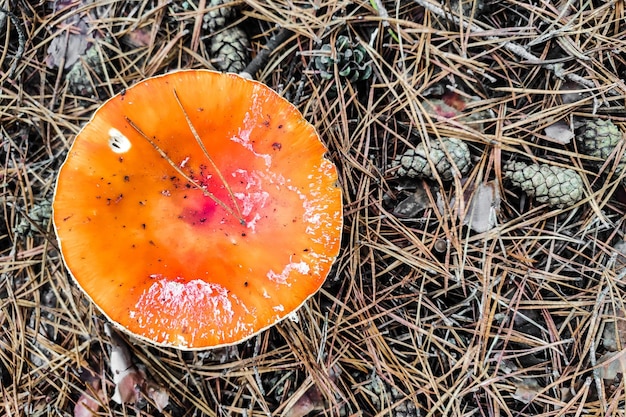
xmin=53 ymin=70 xmax=343 ymax=349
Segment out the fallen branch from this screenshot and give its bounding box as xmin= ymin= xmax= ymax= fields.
xmin=240 ymin=28 xmax=293 ymax=80
xmin=0 ymin=6 xmax=25 ymax=79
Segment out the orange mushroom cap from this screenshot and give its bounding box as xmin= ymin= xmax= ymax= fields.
xmin=53 ymin=70 xmax=342 ymax=350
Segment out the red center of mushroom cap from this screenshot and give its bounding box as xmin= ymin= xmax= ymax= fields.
xmin=53 ymin=70 xmax=343 ymax=349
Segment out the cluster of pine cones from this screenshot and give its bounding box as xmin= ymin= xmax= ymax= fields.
xmin=393 ymin=119 xmax=623 ymax=209
xmin=185 ymin=0 xmax=249 ymax=73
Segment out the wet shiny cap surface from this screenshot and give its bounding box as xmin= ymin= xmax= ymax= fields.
xmin=53 ymin=70 xmax=343 ymax=349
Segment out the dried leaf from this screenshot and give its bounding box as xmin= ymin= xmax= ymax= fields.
xmin=602 ymin=308 xmax=626 ymax=351
xmin=421 ymin=93 xmax=491 ymax=132
xmin=511 ymin=378 xmax=541 ymax=403
xmin=597 ymin=351 xmax=626 ymax=381
xmin=283 ymin=387 xmax=324 ymax=417
xmin=283 ymin=367 xmax=341 ymax=417
xmin=544 ymin=121 xmax=574 ymax=144
xmin=123 ymin=27 xmax=152 ymax=48
xmin=559 ymin=81 xmax=591 ymax=104
xmin=463 ymin=181 xmax=500 ymax=232
xmin=147 ymin=382 xmax=170 ymax=412
xmin=45 ymin=0 xmax=111 ymax=69
xmin=423 ymin=97 xmax=463 ymax=119
xmin=46 ymin=18 xmax=90 ymax=69
xmin=112 ymin=368 xmax=145 ymax=405
xmin=441 ymin=91 xmax=470 ymax=111
xmin=74 ymin=379 xmax=105 ymax=417
xmin=74 ymin=394 xmax=101 ymax=417
xmin=393 ymin=186 xmax=432 ymax=218
xmin=614 ymin=240 xmax=626 ymax=272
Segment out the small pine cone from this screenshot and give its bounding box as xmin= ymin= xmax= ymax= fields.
xmin=393 ymin=137 xmax=471 ymax=181
xmin=14 ymin=201 xmax=52 ymax=237
xmin=504 ymin=162 xmax=584 ymax=208
xmin=209 ymin=26 xmax=250 ymax=73
xmin=204 ymin=0 xmax=236 ymax=32
xmin=577 ymin=119 xmax=625 ymax=174
xmin=314 ymin=35 xmax=373 ymax=83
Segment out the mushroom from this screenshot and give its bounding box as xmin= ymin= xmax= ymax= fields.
xmin=53 ymin=70 xmax=343 ymax=349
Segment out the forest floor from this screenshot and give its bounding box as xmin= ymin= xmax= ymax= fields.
xmin=2 ymin=0 xmax=626 ymax=416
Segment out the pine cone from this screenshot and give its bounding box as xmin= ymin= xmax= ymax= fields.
xmin=393 ymin=137 xmax=471 ymax=181
xmin=14 ymin=200 xmax=52 ymax=237
xmin=209 ymin=26 xmax=250 ymax=73
xmin=577 ymin=119 xmax=625 ymax=176
xmin=314 ymin=35 xmax=373 ymax=83
xmin=204 ymin=0 xmax=236 ymax=32
xmin=504 ymin=162 xmax=584 ymax=208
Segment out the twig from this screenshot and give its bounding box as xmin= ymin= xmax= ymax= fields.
xmin=371 ymin=0 xmax=390 ymax=28
xmin=0 ymin=7 xmax=25 ymax=78
xmin=125 ymin=116 xmax=243 ymax=222
xmin=253 ymin=334 xmax=265 ymax=396
xmin=370 ymin=0 xmax=400 ymax=42
xmin=240 ymin=28 xmax=293 ymax=80
xmin=413 ymin=0 xmax=599 ymax=90
xmin=172 ymin=89 xmax=244 ymax=223
xmin=588 ymin=281 xmax=610 ymax=408
xmin=190 ymin=0 xmax=206 ymax=52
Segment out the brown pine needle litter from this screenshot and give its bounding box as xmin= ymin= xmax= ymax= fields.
xmin=2 ymin=0 xmax=626 ymax=416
